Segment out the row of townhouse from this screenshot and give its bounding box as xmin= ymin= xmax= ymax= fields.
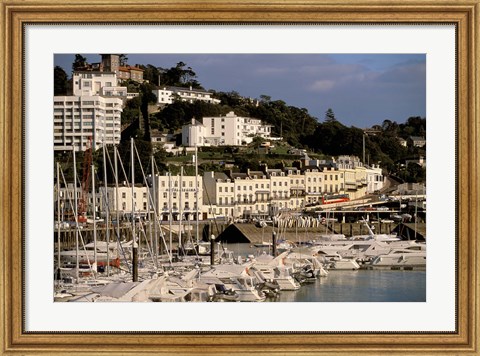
xmin=56 ymin=158 xmax=383 ymax=221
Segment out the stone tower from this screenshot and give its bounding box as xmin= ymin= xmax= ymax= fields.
xmin=101 ymin=54 xmax=120 ymax=73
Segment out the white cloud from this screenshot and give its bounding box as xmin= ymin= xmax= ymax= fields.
xmin=309 ymin=80 xmax=335 ymax=92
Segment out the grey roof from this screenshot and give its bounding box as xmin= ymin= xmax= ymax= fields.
xmin=230 ymin=172 xmax=248 ymax=179
xmin=213 ymin=172 xmax=230 ymax=181
xmin=409 ymin=136 xmax=425 ymax=141
xmin=249 ymin=171 xmax=265 ymax=178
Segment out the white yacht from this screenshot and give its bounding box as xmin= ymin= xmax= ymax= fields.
xmin=369 ymin=248 xmax=426 ymax=269
xmin=200 ymin=264 xmax=266 ymax=302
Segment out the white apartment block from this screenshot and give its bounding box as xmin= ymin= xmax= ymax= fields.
xmin=335 ymin=156 xmax=368 ymax=199
xmin=231 ymin=172 xmax=269 ymax=219
xmin=285 ymin=168 xmax=305 ymax=210
xmin=54 ymin=95 xmax=123 ymax=151
xmin=150 ymin=174 xmax=203 ymax=222
xmin=72 ymin=72 xmax=127 ymax=98
xmin=182 ymin=111 xmax=273 ymax=147
xmin=101 ymin=186 xmax=150 ymax=217
xmin=154 ymin=86 xmax=220 ymax=105
xmin=56 ymin=184 xmax=144 ymax=220
xmin=203 ymin=172 xmax=236 ymax=219
xmin=265 ymin=169 xmax=291 ymax=215
xmin=365 ymin=165 xmax=385 ymax=193
xmin=182 ymin=119 xmax=208 ymax=146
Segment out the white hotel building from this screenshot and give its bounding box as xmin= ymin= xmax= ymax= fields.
xmin=54 ymin=72 xmax=125 ymax=152
xmin=54 ymin=95 xmax=123 ymax=152
xmin=182 ymin=111 xmax=273 ymax=147
xmin=150 ymin=174 xmax=204 ymax=221
xmin=154 ymin=86 xmax=221 ymax=105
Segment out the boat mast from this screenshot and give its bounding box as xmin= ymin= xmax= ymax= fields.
xmin=92 ymin=164 xmax=97 ymax=274
xmin=72 ymin=147 xmax=80 ymax=282
xmin=194 ymin=145 xmax=199 ymax=244
xmin=56 ymin=162 xmax=61 ymax=281
xmin=131 ymin=138 xmax=138 ymax=282
xmin=114 ymin=145 xmax=121 ymax=259
xmin=179 ymin=167 xmax=183 ymax=252
xmin=102 ymin=142 xmax=110 ymax=276
xmin=151 ymin=155 xmax=158 ymax=265
xmin=168 ymin=172 xmax=172 ymax=254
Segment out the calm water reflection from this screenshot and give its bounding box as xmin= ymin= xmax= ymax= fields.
xmin=225 ymin=243 xmax=426 ymax=303
xmin=273 ymin=270 xmax=426 ymax=302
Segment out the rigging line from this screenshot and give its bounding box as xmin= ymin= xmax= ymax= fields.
xmin=202 ymin=176 xmax=221 ymax=238
xmin=151 ymin=159 xmax=176 ymax=263
xmin=94 ymin=169 xmax=132 ymax=275
xmin=132 ymin=143 xmax=172 ymax=264
xmin=115 ymin=146 xmax=131 ymax=189
xmin=59 ymin=166 xmax=94 ymax=276
xmin=133 ymin=141 xmax=173 ymax=264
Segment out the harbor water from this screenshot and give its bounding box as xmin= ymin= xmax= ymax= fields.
xmin=226 ymin=243 xmax=426 ymax=303
xmin=273 ymin=270 xmax=426 ymax=302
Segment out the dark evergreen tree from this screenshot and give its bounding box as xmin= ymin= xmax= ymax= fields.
xmin=72 ymin=54 xmax=87 ymax=72
xmin=324 ymin=108 xmax=337 ymax=122
xmin=54 ymin=66 xmax=69 ymax=95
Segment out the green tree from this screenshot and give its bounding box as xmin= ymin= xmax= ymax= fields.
xmin=119 ymin=54 xmax=128 ymax=66
xmin=72 ymin=54 xmax=87 ymax=72
xmin=159 ymin=62 xmax=202 ymax=88
xmin=54 ymin=66 xmax=69 ymax=95
xmin=324 ymin=108 xmax=337 ymax=122
xmin=141 ymin=64 xmax=161 ymax=86
xmin=121 ymin=96 xmax=141 ymax=126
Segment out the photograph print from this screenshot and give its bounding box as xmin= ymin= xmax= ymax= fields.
xmin=53 ymin=53 xmax=427 ymax=303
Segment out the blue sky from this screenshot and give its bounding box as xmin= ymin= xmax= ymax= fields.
xmin=55 ymin=53 xmax=426 ymax=127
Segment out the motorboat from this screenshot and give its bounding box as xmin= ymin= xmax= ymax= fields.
xmin=369 ymin=248 xmax=426 ymax=269
xmin=318 ymin=253 xmax=361 ymax=270
xmin=200 ymin=264 xmax=266 ymax=302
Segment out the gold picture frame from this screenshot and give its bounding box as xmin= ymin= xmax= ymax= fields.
xmin=1 ymin=0 xmax=479 ymax=354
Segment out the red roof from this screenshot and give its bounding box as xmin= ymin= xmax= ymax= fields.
xmin=118 ymin=65 xmax=144 ymax=72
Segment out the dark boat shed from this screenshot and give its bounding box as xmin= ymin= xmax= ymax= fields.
xmin=392 ymin=223 xmax=426 ymax=241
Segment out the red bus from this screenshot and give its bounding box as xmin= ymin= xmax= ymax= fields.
xmin=322 ymin=194 xmax=350 ymax=205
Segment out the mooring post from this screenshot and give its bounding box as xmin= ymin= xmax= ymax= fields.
xmin=272 ymin=231 xmax=277 ymax=257
xmin=132 ymin=240 xmax=138 ymax=282
xmin=210 ymin=234 xmax=216 ymax=266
